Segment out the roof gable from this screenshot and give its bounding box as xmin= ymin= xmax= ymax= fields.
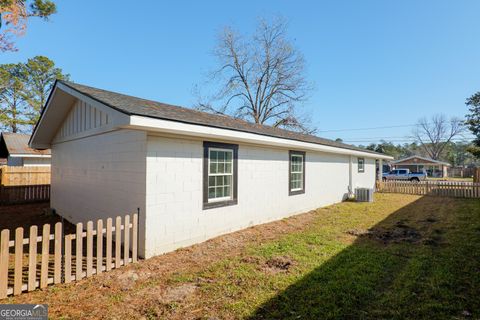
xmin=392 ymin=155 xmax=451 ymax=166
xmin=30 ymin=82 xmax=130 ymax=149
xmin=53 ymin=98 xmax=113 ymax=143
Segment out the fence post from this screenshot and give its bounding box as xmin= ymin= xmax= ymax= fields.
xmin=133 ymin=208 xmax=139 ymax=263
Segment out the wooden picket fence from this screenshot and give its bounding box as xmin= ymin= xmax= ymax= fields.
xmin=0 ymin=184 xmax=50 ymax=205
xmin=0 ymin=213 xmax=138 ymax=298
xmin=376 ymin=180 xmax=480 ymax=198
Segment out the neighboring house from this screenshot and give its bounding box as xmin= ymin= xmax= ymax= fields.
xmin=0 ymin=133 xmax=51 ymax=167
xmin=391 ymin=155 xmax=451 ymax=178
xmin=30 ymin=81 xmax=392 ymax=258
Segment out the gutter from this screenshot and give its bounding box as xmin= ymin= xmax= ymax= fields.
xmin=127 ymin=115 xmax=394 ymax=160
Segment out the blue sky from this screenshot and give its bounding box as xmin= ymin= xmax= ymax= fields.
xmin=1 ymin=0 xmax=479 ymax=144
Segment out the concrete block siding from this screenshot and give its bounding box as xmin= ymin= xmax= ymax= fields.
xmin=50 ymin=128 xmax=375 ymax=259
xmin=51 ymin=129 xmax=148 ymax=254
xmin=144 ymin=134 xmax=376 ymax=258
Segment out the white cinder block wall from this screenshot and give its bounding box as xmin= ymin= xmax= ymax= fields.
xmin=51 ymin=129 xmax=148 ymax=254
xmin=144 ymin=134 xmax=376 ymax=258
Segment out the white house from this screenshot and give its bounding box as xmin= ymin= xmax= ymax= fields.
xmin=0 ymin=133 xmax=51 ymax=166
xmin=30 ymin=81 xmax=392 ymax=258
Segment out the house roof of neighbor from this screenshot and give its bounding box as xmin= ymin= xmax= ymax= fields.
xmin=0 ymin=133 xmax=51 ymax=157
xmin=53 ymin=80 xmax=388 ymax=157
xmin=391 ymin=155 xmax=451 ymax=166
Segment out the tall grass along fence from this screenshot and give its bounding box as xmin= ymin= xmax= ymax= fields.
xmin=0 ymin=184 xmax=50 ymax=205
xmin=0 ymin=166 xmax=51 ymax=186
xmin=376 ymin=180 xmax=480 ymax=198
xmin=0 ymin=213 xmax=138 ymax=298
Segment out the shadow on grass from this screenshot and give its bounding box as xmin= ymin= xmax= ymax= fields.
xmin=248 ymin=196 xmax=480 ymax=319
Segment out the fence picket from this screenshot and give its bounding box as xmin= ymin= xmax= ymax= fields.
xmin=54 ymin=223 xmax=62 ymax=284
xmin=106 ymin=218 xmax=112 ymax=271
xmin=86 ymin=221 xmax=93 ymax=277
xmin=14 ymin=227 xmax=23 ymax=295
xmin=40 ymin=224 xmax=50 ymax=288
xmin=132 ymin=213 xmax=138 ymax=263
xmin=115 ymin=216 xmax=122 ymax=268
xmin=124 ymin=215 xmax=130 ymax=266
xmin=0 ymin=229 xmax=9 ymax=299
xmin=28 ymin=226 xmax=37 ymax=291
xmin=76 ymin=223 xmax=83 ymax=281
xmin=65 ymin=235 xmax=72 ymax=283
xmin=96 ymin=219 xmax=103 ymax=275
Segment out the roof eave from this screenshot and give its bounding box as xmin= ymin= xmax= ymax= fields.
xmin=127 ymin=115 xmax=393 ymax=160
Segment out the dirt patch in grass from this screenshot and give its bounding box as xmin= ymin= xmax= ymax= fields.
xmin=161 ymin=283 xmax=198 ymax=303
xmin=264 ymin=256 xmax=295 ymax=273
xmin=368 ymin=220 xmax=422 ymax=244
xmin=347 ymin=218 xmax=445 ymax=245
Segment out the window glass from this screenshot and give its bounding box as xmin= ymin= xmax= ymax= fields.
xmin=290 ymin=152 xmax=305 ymax=194
xmin=208 ymin=148 xmax=234 ymax=201
xmin=358 ymin=158 xmax=365 ymax=173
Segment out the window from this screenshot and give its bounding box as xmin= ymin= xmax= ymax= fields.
xmin=358 ymin=157 xmax=365 ymax=173
xmin=289 ymin=151 xmax=305 ymax=195
xmin=203 ymin=141 xmax=238 ymax=209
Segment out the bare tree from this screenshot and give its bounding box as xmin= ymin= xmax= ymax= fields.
xmin=196 ymin=18 xmax=314 ymax=133
xmin=413 ymin=114 xmax=465 ymax=160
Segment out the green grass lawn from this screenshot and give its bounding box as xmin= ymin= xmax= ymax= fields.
xmin=168 ymin=194 xmax=480 ymax=319
xmin=7 ymin=194 xmax=480 ymax=319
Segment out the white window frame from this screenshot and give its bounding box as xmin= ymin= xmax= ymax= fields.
xmin=207 ymin=147 xmax=234 ymax=203
xmin=358 ymin=157 xmax=365 ymax=173
xmin=290 ymin=154 xmax=304 ymax=191
xmin=289 ymin=151 xmax=306 ymax=195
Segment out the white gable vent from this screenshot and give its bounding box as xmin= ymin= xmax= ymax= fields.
xmin=355 ymin=188 xmax=374 ymax=202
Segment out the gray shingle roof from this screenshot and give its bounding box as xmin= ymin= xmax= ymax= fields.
xmin=1 ymin=133 xmax=51 ymax=156
xmin=59 ymin=80 xmax=386 ymax=157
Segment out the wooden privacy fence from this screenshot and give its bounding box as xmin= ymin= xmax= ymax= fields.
xmin=0 ymin=166 xmax=51 ymax=186
xmin=475 ymin=168 xmax=480 ymax=183
xmin=0 ymin=184 xmax=50 ymax=205
xmin=0 ymin=213 xmax=138 ymax=298
xmin=376 ymin=180 xmax=480 ymax=198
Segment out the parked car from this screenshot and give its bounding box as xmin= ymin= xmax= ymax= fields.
xmin=382 ymin=169 xmax=427 ymax=182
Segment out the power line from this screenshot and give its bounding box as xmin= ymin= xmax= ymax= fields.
xmin=317 ymin=123 xmax=419 ymax=133
xmin=340 ymin=135 xmax=476 ymax=141
xmin=318 ymin=121 xmax=472 ymax=133
xmin=342 ymin=138 xmax=475 ymax=143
